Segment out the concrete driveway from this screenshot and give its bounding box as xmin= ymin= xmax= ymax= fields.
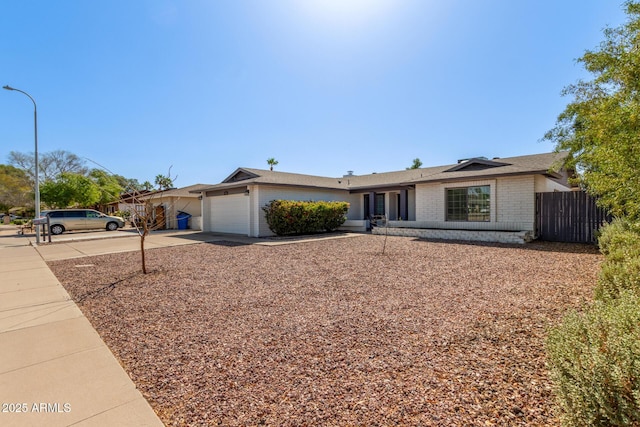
xmin=14 ymin=225 xmax=361 ymax=261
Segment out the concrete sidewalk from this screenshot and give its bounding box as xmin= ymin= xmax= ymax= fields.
xmin=0 ymin=226 xmax=163 ymax=427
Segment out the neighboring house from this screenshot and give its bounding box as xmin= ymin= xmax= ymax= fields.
xmin=141 ymin=184 xmax=210 ymax=230
xmin=106 ymin=186 xmax=210 ymax=230
xmin=105 ymin=190 xmax=154 ymax=216
xmin=193 ymin=151 xmax=575 ymax=243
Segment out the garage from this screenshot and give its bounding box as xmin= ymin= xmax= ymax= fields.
xmin=209 ymin=193 xmax=249 ymax=235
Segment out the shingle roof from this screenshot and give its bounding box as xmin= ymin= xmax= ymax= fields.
xmin=143 ymin=184 xmax=212 ymax=198
xmin=197 ymin=168 xmax=348 ymax=192
xmin=402 ymin=151 xmax=569 ymax=185
xmin=195 ymin=151 xmax=569 ymax=193
xmin=345 ymin=151 xmax=568 ymax=189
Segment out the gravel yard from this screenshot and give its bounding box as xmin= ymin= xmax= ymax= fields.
xmin=48 ymin=234 xmax=601 ymax=426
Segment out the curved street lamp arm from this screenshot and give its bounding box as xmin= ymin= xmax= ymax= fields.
xmin=3 ymin=84 xmax=41 ymax=243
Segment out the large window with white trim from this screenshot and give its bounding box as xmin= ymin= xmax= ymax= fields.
xmin=446 ymin=185 xmax=490 ymax=222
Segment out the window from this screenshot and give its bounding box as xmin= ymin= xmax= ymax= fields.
xmin=374 ymin=193 xmax=385 ymax=215
xmin=363 ymin=194 xmax=370 ymax=219
xmin=64 ymin=210 xmax=86 ymax=218
xmin=446 ymin=185 xmax=490 ymax=222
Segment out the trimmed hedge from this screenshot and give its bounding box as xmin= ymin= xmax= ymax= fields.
xmin=262 ymin=200 xmax=349 ymax=236
xmin=546 ymin=292 xmax=640 ymax=426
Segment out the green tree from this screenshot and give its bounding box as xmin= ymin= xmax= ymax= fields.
xmin=407 ymin=158 xmax=423 ymax=169
xmin=267 ymin=157 xmax=279 ymax=171
xmin=0 ymin=165 xmax=32 ymax=211
xmin=40 ymin=172 xmax=100 ymax=208
xmin=112 ymin=174 xmax=143 ymax=192
xmin=89 ymin=169 xmax=124 ymax=205
xmin=544 ymin=1 xmax=640 ymax=219
xmin=154 ymin=174 xmax=173 ymax=190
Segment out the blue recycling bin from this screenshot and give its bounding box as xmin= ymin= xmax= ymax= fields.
xmin=176 ymin=211 xmax=192 ymax=230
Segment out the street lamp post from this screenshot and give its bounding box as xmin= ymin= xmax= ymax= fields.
xmin=3 ymin=85 xmax=41 ymax=244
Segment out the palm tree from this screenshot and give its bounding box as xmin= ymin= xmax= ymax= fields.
xmin=267 ymin=158 xmax=279 ymax=171
xmin=154 ymin=174 xmax=173 ymax=190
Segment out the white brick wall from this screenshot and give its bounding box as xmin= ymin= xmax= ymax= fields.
xmin=372 ymin=227 xmax=534 ymax=244
xmin=416 ymin=184 xmax=443 ymax=221
xmin=495 ymin=176 xmax=534 ymax=224
xmin=415 ymin=179 xmax=498 ymax=226
xmin=415 ymin=176 xmax=538 ymax=231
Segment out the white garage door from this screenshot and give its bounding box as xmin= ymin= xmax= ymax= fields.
xmin=209 ymin=194 xmax=249 ymax=234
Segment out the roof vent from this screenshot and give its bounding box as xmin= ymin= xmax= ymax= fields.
xmin=458 ymin=156 xmax=488 ymax=164
xmin=343 ymin=171 xmax=354 ymax=177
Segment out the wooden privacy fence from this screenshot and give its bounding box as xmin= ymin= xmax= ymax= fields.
xmin=535 ymin=191 xmax=612 ymax=243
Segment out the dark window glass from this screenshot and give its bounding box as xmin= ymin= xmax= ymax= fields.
xmin=49 ymin=211 xmax=63 ymax=218
xmin=374 ymin=194 xmax=385 ymax=215
xmin=446 ymin=186 xmax=490 ymax=222
xmin=64 ymin=211 xmax=86 ymax=218
xmin=363 ymin=194 xmax=370 ymax=219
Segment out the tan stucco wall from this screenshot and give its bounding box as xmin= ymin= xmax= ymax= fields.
xmin=252 ymin=185 xmax=359 ymax=237
xmin=534 ymin=175 xmax=573 ymax=193
xmin=154 ymin=196 xmax=202 ymax=229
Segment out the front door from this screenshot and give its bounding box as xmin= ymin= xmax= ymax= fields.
xmin=154 ymin=205 xmax=166 ymax=229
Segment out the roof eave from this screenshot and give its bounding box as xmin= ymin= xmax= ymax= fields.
xmin=348 ymin=184 xmax=415 ymax=193
xmin=407 ymin=169 xmax=561 ymax=185
xmin=197 ymin=180 xmax=347 ymax=194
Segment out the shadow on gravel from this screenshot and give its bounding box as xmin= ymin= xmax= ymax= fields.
xmin=205 ymin=240 xmax=250 ymax=247
xmin=410 ymin=237 xmax=600 ymax=254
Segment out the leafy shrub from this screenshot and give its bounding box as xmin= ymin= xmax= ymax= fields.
xmin=595 ymin=218 xmax=640 ymax=301
xmin=547 ymin=217 xmax=640 ymax=424
xmin=114 ymin=210 xmax=131 ymax=220
xmin=596 ymin=255 xmax=640 ymax=302
xmin=12 ymin=219 xmax=25 ymax=225
xmin=597 ymin=218 xmax=640 ymax=257
xmin=262 ymin=200 xmax=349 ymax=236
xmin=546 ymin=292 xmax=640 ymax=426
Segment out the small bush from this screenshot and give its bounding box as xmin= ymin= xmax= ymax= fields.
xmin=597 ymin=218 xmax=640 ymax=257
xmin=12 ymin=219 xmax=25 ymax=225
xmin=263 ymin=200 xmax=349 ymax=236
xmin=114 ymin=210 xmax=131 ymax=220
xmin=546 ymin=292 xmax=640 ymax=426
xmin=595 ymin=218 xmax=640 ymax=302
xmin=596 ymin=253 xmax=640 ymax=302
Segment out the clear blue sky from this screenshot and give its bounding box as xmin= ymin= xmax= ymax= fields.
xmin=0 ymin=1 xmax=628 ymax=186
